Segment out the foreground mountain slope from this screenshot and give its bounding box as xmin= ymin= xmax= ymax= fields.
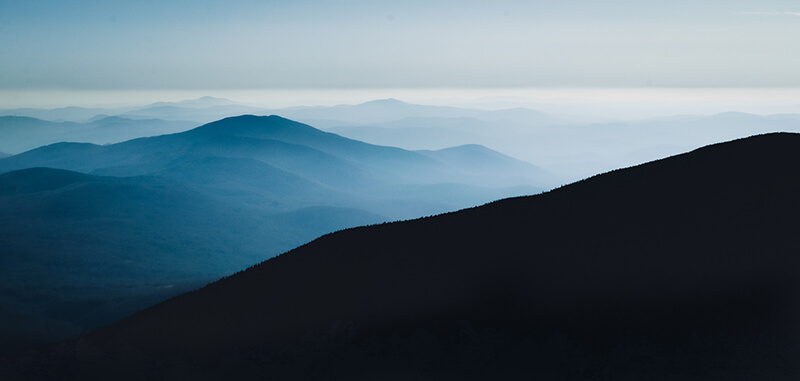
xmin=11 ymin=133 xmax=800 ymax=380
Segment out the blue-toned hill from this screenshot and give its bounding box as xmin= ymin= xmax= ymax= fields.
xmin=0 ymin=115 xmax=552 ymax=217
xmin=0 ymin=167 xmax=383 ymax=355
xmin=0 ymin=115 xmax=196 ymax=154
xmin=0 ymin=115 xmax=551 ymax=355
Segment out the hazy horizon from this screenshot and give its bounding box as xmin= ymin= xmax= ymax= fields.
xmin=2 ymin=87 xmax=799 ymax=121
xmin=3 ymin=1 xmax=800 ymax=93
xmin=4 ymin=1 xmax=799 ymax=119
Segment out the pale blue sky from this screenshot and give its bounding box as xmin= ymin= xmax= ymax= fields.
xmin=2 ymin=0 xmax=800 ymax=90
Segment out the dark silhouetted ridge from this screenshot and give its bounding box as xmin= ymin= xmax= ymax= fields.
xmin=8 ymin=133 xmax=800 ymax=380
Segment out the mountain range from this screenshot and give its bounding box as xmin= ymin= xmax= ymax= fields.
xmin=324 ymin=109 xmax=800 ymax=181
xmin=0 ymin=97 xmax=554 ymax=127
xmin=6 ymin=97 xmax=799 ymax=183
xmin=0 ymin=115 xmax=551 ymax=355
xmin=5 ymin=132 xmax=799 ymax=380
xmin=0 ymin=116 xmax=197 ymax=154
xmin=0 ymin=115 xmax=553 ymax=216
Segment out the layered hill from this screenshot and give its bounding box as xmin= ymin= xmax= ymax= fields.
xmin=6 ymin=97 xmax=799 ymax=186
xmin=0 ymin=116 xmax=196 ymax=154
xmin=0 ymin=97 xmax=250 ymax=124
xmin=9 ymin=133 xmax=800 ymax=380
xmin=0 ymin=167 xmax=383 ymax=355
xmin=0 ymin=115 xmax=550 ymax=354
xmin=325 ymin=111 xmax=800 ymax=182
xmin=280 ymin=98 xmax=552 ymax=128
xmin=0 ymin=115 xmax=552 ymax=218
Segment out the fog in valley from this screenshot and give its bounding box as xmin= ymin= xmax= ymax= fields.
xmin=4 ymin=88 xmax=799 ymax=182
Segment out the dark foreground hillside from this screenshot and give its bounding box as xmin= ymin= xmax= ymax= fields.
xmin=6 ymin=133 xmax=800 ymax=380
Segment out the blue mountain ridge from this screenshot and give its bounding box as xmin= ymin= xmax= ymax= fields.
xmin=0 ymin=115 xmax=552 ymax=355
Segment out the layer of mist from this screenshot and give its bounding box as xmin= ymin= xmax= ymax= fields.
xmin=5 ymin=96 xmax=798 ymax=183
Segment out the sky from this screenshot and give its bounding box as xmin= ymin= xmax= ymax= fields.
xmin=1 ymin=0 xmax=800 ymax=107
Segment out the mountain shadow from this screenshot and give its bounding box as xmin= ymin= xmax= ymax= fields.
xmin=6 ymin=133 xmax=800 ymax=380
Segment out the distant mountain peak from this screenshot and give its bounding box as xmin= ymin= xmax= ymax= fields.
xmin=710 ymin=111 xmax=759 ymax=119
xmin=182 ymin=96 xmax=237 ymax=106
xmin=216 ymin=114 xmax=290 ymax=124
xmin=186 ymin=114 xmax=323 ymax=139
xmin=92 ymin=115 xmax=129 ymax=122
xmin=196 ymin=96 xmax=227 ymax=102
xmin=435 ymin=143 xmax=490 ymax=151
xmin=145 ymin=96 xmax=237 ymax=109
xmin=360 ymin=98 xmax=409 ymax=106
